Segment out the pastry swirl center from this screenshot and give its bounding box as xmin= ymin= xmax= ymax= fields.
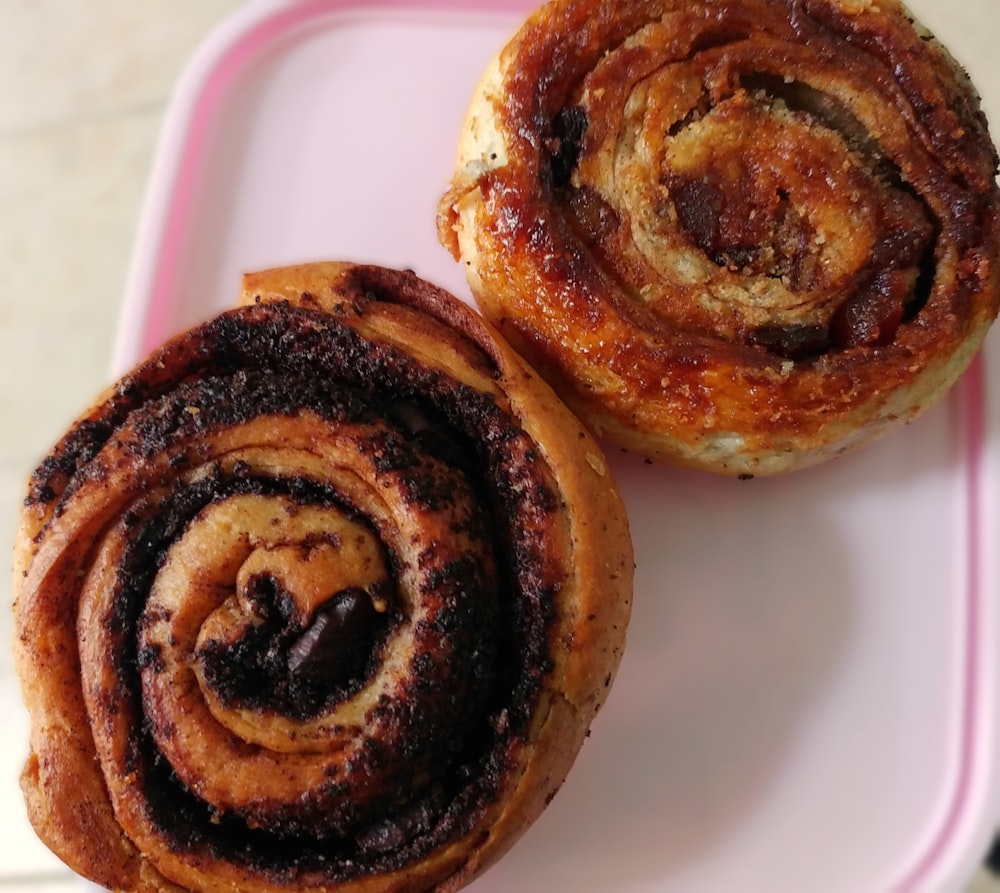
xmin=191 ymin=512 xmax=394 ymax=724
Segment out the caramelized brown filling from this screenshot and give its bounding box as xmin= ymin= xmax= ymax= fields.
xmin=546 ymin=68 xmax=938 ymax=359
xmin=474 ymin=0 xmax=998 ymax=389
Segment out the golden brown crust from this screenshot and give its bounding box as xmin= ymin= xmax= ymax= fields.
xmin=438 ymin=0 xmax=1000 ymax=475
xmin=13 ymin=262 xmax=632 ymax=892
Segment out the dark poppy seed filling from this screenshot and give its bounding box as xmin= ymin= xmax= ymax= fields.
xmin=23 ymin=298 xmax=568 ymax=886
xmin=16 ymin=263 xmax=633 ymax=893
xmin=196 ymin=574 xmax=397 ymax=719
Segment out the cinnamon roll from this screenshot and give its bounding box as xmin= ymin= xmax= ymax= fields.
xmin=438 ymin=0 xmax=1000 ymax=475
xmin=13 ymin=262 xmax=632 ymax=892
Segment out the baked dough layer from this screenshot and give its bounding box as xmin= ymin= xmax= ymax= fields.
xmin=438 ymin=0 xmax=1000 ymax=475
xmin=13 ymin=262 xmax=633 ymax=892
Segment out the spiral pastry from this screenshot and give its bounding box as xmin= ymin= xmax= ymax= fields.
xmin=438 ymin=0 xmax=1000 ymax=475
xmin=13 ymin=262 xmax=632 ymax=892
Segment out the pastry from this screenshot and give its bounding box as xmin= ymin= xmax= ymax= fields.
xmin=13 ymin=262 xmax=633 ymax=892
xmin=438 ymin=0 xmax=1000 ymax=475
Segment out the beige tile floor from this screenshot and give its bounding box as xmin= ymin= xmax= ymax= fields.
xmin=1 ymin=0 xmax=999 ymax=890
xmin=1 ymin=1 xmax=246 ymax=885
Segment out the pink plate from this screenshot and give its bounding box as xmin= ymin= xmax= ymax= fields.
xmin=104 ymin=1 xmax=1000 ymax=890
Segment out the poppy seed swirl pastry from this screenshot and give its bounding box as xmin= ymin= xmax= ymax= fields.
xmin=437 ymin=0 xmax=1000 ymax=475
xmin=12 ymin=262 xmax=633 ymax=892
